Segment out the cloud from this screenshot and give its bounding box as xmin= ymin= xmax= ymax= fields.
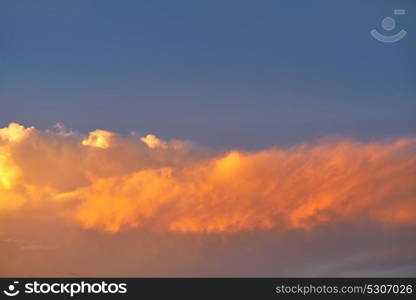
xmin=82 ymin=130 xmax=114 ymax=149
xmin=0 ymin=122 xmax=415 ymax=276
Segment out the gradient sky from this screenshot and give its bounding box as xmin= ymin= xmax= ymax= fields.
xmin=1 ymin=0 xmax=415 ymax=149
xmin=1 ymin=1 xmax=416 ymax=278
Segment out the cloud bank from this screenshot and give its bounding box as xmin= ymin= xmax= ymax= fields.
xmin=0 ymin=122 xmax=415 ymax=276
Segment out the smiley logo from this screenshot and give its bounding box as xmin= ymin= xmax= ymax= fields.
xmin=3 ymin=281 xmax=20 ymax=297
xmin=371 ymin=9 xmax=407 ymax=43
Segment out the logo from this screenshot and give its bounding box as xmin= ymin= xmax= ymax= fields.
xmin=3 ymin=281 xmax=20 ymax=297
xmin=371 ymin=9 xmax=407 ymax=43
xmin=3 ymin=281 xmax=127 ymax=297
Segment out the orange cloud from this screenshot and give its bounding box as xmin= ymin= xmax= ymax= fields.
xmin=0 ymin=123 xmax=415 ymax=234
xmin=82 ymin=130 xmax=114 ymax=149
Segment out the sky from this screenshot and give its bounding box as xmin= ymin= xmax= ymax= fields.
xmin=0 ymin=1 xmax=415 ymax=277
xmin=1 ymin=0 xmax=415 ymax=148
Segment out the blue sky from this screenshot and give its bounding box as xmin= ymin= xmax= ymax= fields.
xmin=0 ymin=0 xmax=415 ymax=148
